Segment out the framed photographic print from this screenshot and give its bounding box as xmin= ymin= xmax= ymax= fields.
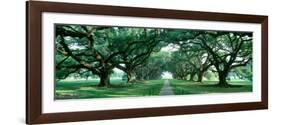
xmin=26 ymin=1 xmax=268 ymax=124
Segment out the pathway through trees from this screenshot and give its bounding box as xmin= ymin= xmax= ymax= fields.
xmin=159 ymin=80 xmax=174 ymax=95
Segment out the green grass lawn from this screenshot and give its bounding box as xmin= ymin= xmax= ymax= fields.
xmin=55 ymin=79 xmax=252 ymax=100
xmin=55 ymin=79 xmax=164 ymax=99
xmin=169 ymin=79 xmax=252 ymax=95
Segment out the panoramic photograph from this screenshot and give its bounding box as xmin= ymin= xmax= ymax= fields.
xmin=55 ymin=24 xmax=253 ymax=100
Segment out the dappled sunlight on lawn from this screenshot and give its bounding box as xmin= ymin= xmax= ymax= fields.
xmin=170 ymin=79 xmax=252 ymax=95
xmin=55 ymin=79 xmax=165 ymax=99
xmin=55 ymin=78 xmax=252 ymax=100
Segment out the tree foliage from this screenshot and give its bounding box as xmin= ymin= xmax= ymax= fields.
xmin=55 ymin=24 xmax=253 ymax=87
xmin=135 ymin=51 xmax=170 ymax=80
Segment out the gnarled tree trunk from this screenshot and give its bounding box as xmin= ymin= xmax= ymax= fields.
xmin=98 ymin=71 xmax=110 ymax=87
xmin=126 ymin=71 xmax=135 ymax=83
xmin=189 ymin=72 xmax=195 ymax=81
xmin=217 ymin=71 xmax=229 ymax=87
xmin=197 ymin=71 xmax=204 ymax=82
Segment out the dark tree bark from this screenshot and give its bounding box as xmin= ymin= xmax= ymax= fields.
xmin=126 ymin=71 xmax=135 ymax=83
xmin=197 ymin=71 xmax=204 ymax=82
xmin=217 ymin=70 xmax=229 ymax=87
xmin=189 ymin=72 xmax=195 ymax=81
xmin=196 ymin=63 xmax=212 ymax=82
xmin=98 ymin=71 xmax=110 ymax=87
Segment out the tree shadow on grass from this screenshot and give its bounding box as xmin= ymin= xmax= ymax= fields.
xmin=201 ymin=84 xmax=246 ymax=88
xmin=56 ymin=80 xmax=164 ymax=99
xmin=176 ymin=90 xmax=197 ymax=95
